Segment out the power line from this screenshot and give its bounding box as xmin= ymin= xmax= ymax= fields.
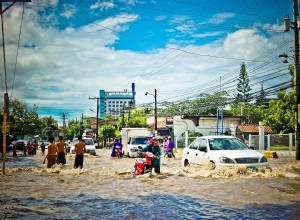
xmin=11 ymin=2 xmax=25 ymax=99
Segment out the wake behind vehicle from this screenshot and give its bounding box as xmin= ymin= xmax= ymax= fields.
xmin=182 ymin=136 xmax=269 ymax=169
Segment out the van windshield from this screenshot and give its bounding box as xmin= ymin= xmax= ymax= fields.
xmin=132 ymin=137 xmax=151 ymax=145
xmin=83 ymin=139 xmax=94 ymax=145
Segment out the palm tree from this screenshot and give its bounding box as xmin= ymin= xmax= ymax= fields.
xmin=41 ymin=116 xmax=58 ymax=137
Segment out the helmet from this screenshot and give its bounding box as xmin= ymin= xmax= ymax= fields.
xmin=150 ymin=137 xmax=158 ymax=144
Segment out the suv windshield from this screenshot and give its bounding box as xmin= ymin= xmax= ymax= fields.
xmin=132 ymin=137 xmax=152 ymax=145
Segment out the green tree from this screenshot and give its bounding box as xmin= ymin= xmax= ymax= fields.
xmin=159 ymin=91 xmax=229 ymax=117
xmin=229 ymin=103 xmax=267 ymax=124
xmin=64 ymin=119 xmax=79 ymax=140
xmin=104 ymin=113 xmax=116 ymax=120
xmin=236 ymin=62 xmax=251 ymax=103
xmin=256 ymin=83 xmax=266 ymax=106
xmin=264 ymin=90 xmax=295 ymax=134
xmin=99 ymin=124 xmax=116 ymax=146
xmin=117 ymin=109 xmax=147 ymax=128
xmin=40 ymin=116 xmax=58 ymax=137
xmin=6 ymin=99 xmax=42 ymax=137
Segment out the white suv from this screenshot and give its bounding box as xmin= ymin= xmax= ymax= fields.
xmin=70 ymin=137 xmax=96 ymax=155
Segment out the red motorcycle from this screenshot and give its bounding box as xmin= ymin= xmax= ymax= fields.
xmin=134 ymin=152 xmax=154 ymax=175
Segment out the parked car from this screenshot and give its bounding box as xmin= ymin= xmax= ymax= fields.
xmin=69 ymin=137 xmax=96 ymax=155
xmin=182 ymin=136 xmax=269 ymax=168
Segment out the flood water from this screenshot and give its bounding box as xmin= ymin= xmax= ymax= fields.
xmin=0 ymin=149 xmax=300 ymax=219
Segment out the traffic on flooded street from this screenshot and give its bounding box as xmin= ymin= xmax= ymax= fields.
xmin=0 ymin=148 xmax=299 ymax=219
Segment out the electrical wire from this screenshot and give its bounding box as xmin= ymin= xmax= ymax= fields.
xmin=0 ymin=3 xmax=7 ymax=93
xmin=11 ymin=2 xmax=25 ymax=99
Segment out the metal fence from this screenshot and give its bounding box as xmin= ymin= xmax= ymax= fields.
xmin=249 ymin=133 xmax=295 ymax=153
xmin=175 ymin=132 xmax=296 ymax=154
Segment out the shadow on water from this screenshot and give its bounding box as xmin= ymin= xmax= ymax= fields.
xmin=0 ymin=193 xmax=299 ymax=220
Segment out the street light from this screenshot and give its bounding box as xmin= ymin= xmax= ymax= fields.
xmin=145 ymin=89 xmax=157 ymax=132
xmin=283 ymin=2 xmax=300 ymax=160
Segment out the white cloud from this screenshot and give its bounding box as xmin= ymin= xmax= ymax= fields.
xmin=206 ymin=13 xmax=236 ymax=24
xmin=60 ymin=4 xmax=77 ymax=19
xmin=193 ymin=31 xmax=224 ymax=39
xmin=1 ymin=3 xmax=286 ymax=125
xmin=90 ymin=0 xmax=115 ymax=11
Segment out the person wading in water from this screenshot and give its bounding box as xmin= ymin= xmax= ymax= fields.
xmin=43 ymin=136 xmax=58 ymax=168
xmin=56 ymin=136 xmax=67 ymax=165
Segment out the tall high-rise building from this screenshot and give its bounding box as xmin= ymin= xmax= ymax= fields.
xmin=99 ymin=83 xmax=135 ymax=119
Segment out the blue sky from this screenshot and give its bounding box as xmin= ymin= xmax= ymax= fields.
xmin=0 ymin=0 xmax=294 ymax=125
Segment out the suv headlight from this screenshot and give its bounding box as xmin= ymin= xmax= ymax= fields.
xmin=260 ymin=156 xmax=268 ymax=163
xmin=219 ymin=156 xmax=235 ymax=164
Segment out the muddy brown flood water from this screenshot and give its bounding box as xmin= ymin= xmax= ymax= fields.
xmin=0 ymin=149 xmax=300 ymax=219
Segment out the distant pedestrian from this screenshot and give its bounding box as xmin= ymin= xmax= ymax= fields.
xmin=56 ymin=136 xmax=67 ymax=165
xmin=43 ymin=136 xmax=58 ymax=168
xmin=32 ymin=140 xmax=38 ymax=155
xmin=74 ymin=135 xmax=86 ymax=169
xmin=23 ymin=143 xmax=27 ymax=156
xmin=40 ymin=142 xmax=45 ymax=156
xmin=13 ymin=143 xmax=17 ymax=157
xmin=167 ymin=137 xmax=175 ymax=158
xmin=27 ymin=142 xmax=33 ymax=155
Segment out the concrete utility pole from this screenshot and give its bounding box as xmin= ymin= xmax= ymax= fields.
xmin=283 ymin=0 xmax=300 ymax=160
xmin=154 ymin=89 xmax=157 ymax=132
xmin=60 ymin=113 xmax=67 ymax=129
xmin=89 ymin=97 xmax=99 ymax=146
xmin=1 ymin=0 xmax=31 ymax=175
xmin=145 ymin=89 xmax=158 ymax=132
xmin=293 ymin=0 xmax=300 ymax=160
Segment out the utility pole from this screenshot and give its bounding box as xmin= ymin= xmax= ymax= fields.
xmin=154 ymin=89 xmax=157 ymax=132
xmin=1 ymin=0 xmax=31 ymax=175
xmin=89 ymin=97 xmax=100 ymax=146
xmin=81 ymin=113 xmax=84 ymax=135
xmin=293 ymin=0 xmax=300 ymax=160
xmin=60 ymin=113 xmax=67 ymax=129
xmin=145 ymin=89 xmax=158 ymax=133
xmin=121 ymin=104 xmax=125 ymax=128
xmin=284 ymin=0 xmax=300 ymax=160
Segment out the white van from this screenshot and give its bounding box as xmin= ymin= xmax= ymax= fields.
xmin=123 ymin=136 xmax=152 ymax=157
xmin=70 ymin=137 xmax=96 ymax=155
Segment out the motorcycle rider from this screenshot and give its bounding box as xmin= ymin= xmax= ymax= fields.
xmin=140 ymin=137 xmax=162 ymax=174
xmin=111 ymin=138 xmax=123 ymax=157
xmin=165 ymin=137 xmax=175 ymax=158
